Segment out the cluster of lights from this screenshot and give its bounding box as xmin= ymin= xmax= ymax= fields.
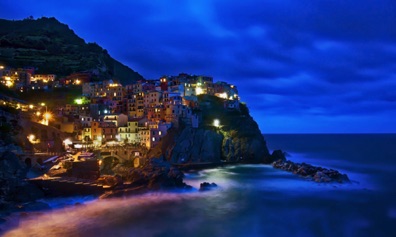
xmin=4 ymin=76 xmax=13 ymax=88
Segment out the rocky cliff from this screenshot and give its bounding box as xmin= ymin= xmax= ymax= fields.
xmin=149 ymin=95 xmax=274 ymax=165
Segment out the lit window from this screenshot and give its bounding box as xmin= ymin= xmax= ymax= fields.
xmin=152 ymin=137 xmax=155 ymax=142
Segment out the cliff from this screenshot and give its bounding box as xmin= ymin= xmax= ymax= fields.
xmin=0 ymin=17 xmax=143 ymax=84
xmin=149 ymin=95 xmax=274 ymax=165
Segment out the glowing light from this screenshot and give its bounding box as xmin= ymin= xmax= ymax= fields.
xmin=44 ymin=112 xmax=51 ymax=120
xmin=29 ymin=105 xmax=34 ymax=109
xmin=28 ymin=134 xmax=35 ymax=142
xmin=42 ymin=112 xmax=52 ymax=125
xmin=5 ymin=81 xmax=13 ymax=87
xmin=0 ymin=65 xmax=4 ymax=69
xmin=213 ymin=119 xmax=220 ymax=128
xmin=63 ymin=139 xmax=73 ymax=146
xmin=196 ymin=87 xmax=204 ymax=95
xmin=75 ymin=99 xmax=83 ymax=105
xmin=218 ymin=92 xmax=228 ymax=99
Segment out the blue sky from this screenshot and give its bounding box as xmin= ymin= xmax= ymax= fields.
xmin=1 ymin=0 xmax=395 ymax=133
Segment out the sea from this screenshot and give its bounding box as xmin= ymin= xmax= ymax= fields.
xmin=1 ymin=134 xmax=395 ymax=237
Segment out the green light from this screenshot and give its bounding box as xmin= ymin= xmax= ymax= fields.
xmin=75 ymin=98 xmax=83 ymax=105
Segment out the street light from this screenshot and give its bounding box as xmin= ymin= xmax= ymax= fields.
xmin=41 ymin=103 xmax=50 ymax=125
xmin=44 ymin=112 xmax=52 ymax=125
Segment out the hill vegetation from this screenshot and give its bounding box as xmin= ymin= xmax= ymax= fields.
xmin=0 ymin=17 xmax=143 ymax=84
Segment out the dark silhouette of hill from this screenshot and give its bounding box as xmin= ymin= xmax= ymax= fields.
xmin=0 ymin=17 xmax=143 ymax=84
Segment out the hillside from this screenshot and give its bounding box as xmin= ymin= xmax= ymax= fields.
xmin=0 ymin=17 xmax=143 ymax=84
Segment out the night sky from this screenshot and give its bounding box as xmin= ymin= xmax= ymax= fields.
xmin=1 ymin=0 xmax=395 ymax=133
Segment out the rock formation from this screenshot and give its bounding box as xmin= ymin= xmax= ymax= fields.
xmin=272 ymin=159 xmax=350 ymax=183
xmin=112 ymin=157 xmax=189 ymax=190
xmin=149 ymin=95 xmax=275 ymax=165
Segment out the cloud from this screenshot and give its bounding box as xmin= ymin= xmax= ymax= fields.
xmin=1 ymin=0 xmax=395 ymax=132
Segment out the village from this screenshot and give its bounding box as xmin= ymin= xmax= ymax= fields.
xmin=0 ymin=66 xmax=241 ymax=183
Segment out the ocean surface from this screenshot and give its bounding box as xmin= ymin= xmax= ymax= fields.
xmin=1 ymin=134 xmax=396 ymax=237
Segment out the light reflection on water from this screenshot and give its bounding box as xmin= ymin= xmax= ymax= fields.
xmin=2 ymin=163 xmax=394 ymax=237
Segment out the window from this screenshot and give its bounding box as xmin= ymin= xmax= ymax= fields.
xmin=152 ymin=137 xmax=155 ymax=142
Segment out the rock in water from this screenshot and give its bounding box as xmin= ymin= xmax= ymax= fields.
xmin=271 ymin=150 xmax=286 ymax=162
xmin=272 ymin=159 xmax=350 ymax=183
xmin=112 ymin=157 xmax=189 ymax=190
xmin=199 ymin=182 xmax=218 ymax=191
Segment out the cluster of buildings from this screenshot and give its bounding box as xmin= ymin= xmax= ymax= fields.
xmin=0 ymin=65 xmax=89 ymax=92
xmin=54 ymin=73 xmax=240 ymax=149
xmin=0 ymin=66 xmax=240 ymax=150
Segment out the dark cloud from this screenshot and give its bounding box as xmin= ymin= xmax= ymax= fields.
xmin=0 ymin=0 xmax=395 ymax=132
xmin=214 ymin=0 xmax=396 ymax=42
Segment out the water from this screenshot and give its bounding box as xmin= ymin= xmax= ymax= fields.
xmin=1 ymin=134 xmax=396 ymax=237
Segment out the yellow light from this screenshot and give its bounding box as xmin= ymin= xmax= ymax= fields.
xmin=0 ymin=66 xmax=4 ymax=69
xmin=213 ymin=119 xmax=220 ymax=128
xmin=5 ymin=81 xmax=13 ymax=87
xmin=44 ymin=112 xmax=52 ymax=120
xmin=218 ymin=92 xmax=228 ymax=99
xmin=36 ymin=112 xmax=41 ymax=116
xmin=28 ymin=134 xmax=35 ymax=141
xmin=41 ymin=103 xmax=45 ymax=106
xmin=196 ymin=87 xmax=204 ymax=95
xmin=29 ymin=105 xmax=34 ymax=109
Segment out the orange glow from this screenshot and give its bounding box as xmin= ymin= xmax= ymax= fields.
xmin=44 ymin=112 xmax=52 ymax=120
